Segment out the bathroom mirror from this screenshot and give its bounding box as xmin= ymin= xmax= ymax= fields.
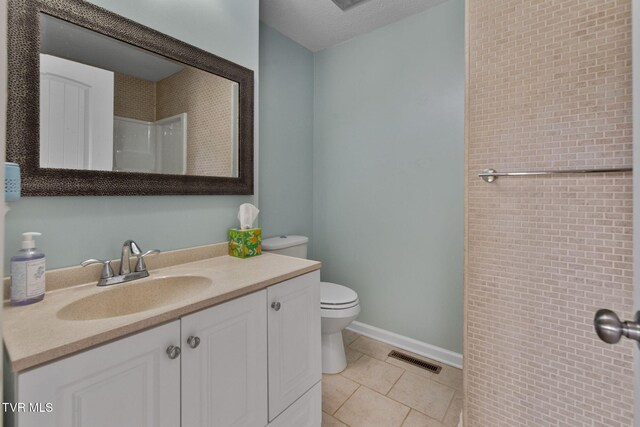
xmin=7 ymin=0 xmax=254 ymax=195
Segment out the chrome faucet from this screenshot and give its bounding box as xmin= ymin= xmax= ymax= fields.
xmin=82 ymin=240 xmax=160 ymax=286
xmin=120 ymin=240 xmax=142 ymax=275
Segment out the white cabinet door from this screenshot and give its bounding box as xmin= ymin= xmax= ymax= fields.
xmin=268 ymin=382 xmax=321 ymax=427
xmin=267 ymin=271 xmax=321 ymax=421
xmin=181 ymin=290 xmax=268 ymax=427
xmin=16 ymin=321 xmax=181 ymax=427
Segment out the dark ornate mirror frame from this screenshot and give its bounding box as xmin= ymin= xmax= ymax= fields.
xmin=7 ymin=0 xmax=254 ymax=196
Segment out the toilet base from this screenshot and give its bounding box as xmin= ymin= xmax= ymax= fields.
xmin=322 ymin=331 xmax=347 ymax=374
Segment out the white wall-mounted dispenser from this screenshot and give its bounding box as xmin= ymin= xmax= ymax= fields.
xmin=5 ymin=162 xmax=21 ymax=202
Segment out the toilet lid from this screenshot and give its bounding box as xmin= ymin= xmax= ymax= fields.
xmin=320 ymin=282 xmax=358 ymax=307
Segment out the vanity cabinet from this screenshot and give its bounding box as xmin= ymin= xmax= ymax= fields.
xmin=181 ymin=289 xmax=268 ymax=427
xmin=268 ymin=383 xmax=321 ymax=427
xmin=9 ymin=271 xmax=321 ymax=427
xmin=14 ymin=320 xmax=182 ymax=427
xmin=267 ymin=271 xmax=321 ymax=421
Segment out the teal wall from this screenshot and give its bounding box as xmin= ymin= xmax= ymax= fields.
xmin=6 ymin=0 xmax=464 ymax=355
xmin=258 ymin=24 xmax=314 ymax=239
xmin=5 ymin=0 xmax=259 ymax=270
xmin=312 ymin=0 xmax=465 ymax=353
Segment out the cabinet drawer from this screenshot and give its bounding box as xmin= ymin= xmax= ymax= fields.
xmin=268 ymin=382 xmax=321 ymax=427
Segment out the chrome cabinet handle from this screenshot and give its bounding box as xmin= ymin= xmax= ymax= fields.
xmin=81 ymin=259 xmax=114 ymax=279
xmin=187 ymin=336 xmax=200 ymax=349
xmin=166 ymin=345 xmax=181 ymax=359
xmin=594 ymin=309 xmax=640 ymax=347
xmin=271 ymin=302 xmax=281 ymax=311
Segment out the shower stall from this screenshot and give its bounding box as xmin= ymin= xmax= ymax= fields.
xmin=113 ymin=113 xmax=187 ymax=174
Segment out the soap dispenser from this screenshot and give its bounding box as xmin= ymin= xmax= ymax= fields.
xmin=10 ymin=232 xmax=46 ymax=305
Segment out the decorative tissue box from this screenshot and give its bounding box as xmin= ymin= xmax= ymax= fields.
xmin=228 ymin=228 xmax=262 ymax=258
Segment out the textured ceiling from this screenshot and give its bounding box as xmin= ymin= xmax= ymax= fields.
xmin=41 ymin=14 xmax=184 ymax=81
xmin=260 ymin=0 xmax=450 ymax=52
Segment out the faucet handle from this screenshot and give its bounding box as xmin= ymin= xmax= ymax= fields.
xmin=134 ymin=249 xmax=160 ymax=272
xmin=81 ymin=259 xmax=114 ymax=279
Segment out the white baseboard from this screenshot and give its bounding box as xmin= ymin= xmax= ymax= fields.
xmin=346 ymin=321 xmax=463 ymax=369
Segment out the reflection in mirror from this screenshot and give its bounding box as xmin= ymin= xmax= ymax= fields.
xmin=39 ymin=13 xmax=239 ymax=177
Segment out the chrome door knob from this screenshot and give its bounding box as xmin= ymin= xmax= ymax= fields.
xmin=187 ymin=336 xmax=200 ymax=349
xmin=594 ymin=309 xmax=640 ymax=345
xmin=271 ymin=302 xmax=281 ymax=311
xmin=166 ymin=345 xmax=181 ymax=359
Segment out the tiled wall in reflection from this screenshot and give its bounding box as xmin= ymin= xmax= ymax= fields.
xmin=156 ymin=68 xmax=235 ymax=177
xmin=114 ymin=72 xmax=155 ymax=122
xmin=113 ymin=68 xmax=236 ymax=177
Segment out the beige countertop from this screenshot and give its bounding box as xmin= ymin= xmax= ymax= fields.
xmin=4 ymin=252 xmax=320 ymax=373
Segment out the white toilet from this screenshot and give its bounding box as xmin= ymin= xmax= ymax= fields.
xmin=262 ymin=235 xmax=360 ymax=374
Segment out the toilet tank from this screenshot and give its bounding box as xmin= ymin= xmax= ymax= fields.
xmin=262 ymin=235 xmax=309 ymax=259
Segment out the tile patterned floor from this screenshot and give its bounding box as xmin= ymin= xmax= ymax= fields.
xmin=322 ymin=330 xmax=462 ymax=427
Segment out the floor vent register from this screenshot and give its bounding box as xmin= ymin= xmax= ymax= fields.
xmin=387 ymin=350 xmax=442 ymax=374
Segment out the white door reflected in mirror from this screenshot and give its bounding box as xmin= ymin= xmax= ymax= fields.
xmin=40 ymin=54 xmax=114 ymax=171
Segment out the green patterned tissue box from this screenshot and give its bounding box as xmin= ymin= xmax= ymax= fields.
xmin=228 ymin=228 xmax=262 ymax=258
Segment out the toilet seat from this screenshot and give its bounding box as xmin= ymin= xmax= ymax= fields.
xmin=320 ymin=282 xmax=359 ymax=310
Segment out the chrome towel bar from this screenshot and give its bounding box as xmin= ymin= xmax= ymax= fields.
xmin=479 ymin=167 xmax=632 ymax=183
